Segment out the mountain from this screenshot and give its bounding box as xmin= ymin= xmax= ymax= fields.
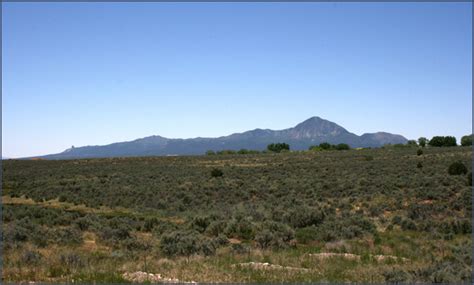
xmin=35 ymin=116 xmax=407 ymax=159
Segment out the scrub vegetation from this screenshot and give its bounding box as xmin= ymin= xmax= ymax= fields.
xmin=2 ymin=145 xmax=472 ymax=283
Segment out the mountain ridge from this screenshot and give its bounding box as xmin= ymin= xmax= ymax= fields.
xmin=34 ymin=116 xmax=408 ymax=159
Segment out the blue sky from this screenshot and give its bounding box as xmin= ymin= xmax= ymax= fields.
xmin=2 ymin=2 xmax=472 ymax=158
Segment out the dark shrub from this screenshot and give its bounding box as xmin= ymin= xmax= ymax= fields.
xmin=224 ymin=217 xmax=254 ymax=240
xmin=383 ymin=268 xmax=410 ymax=283
xmin=143 ymin=217 xmax=159 ymax=232
xmin=153 ymin=220 xmax=178 ymax=236
xmin=213 ymin=234 xmax=229 ymax=247
xmin=255 ymin=221 xmax=294 ymax=249
xmin=160 ymin=230 xmax=201 ymax=257
xmin=200 ymin=238 xmax=216 ymax=256
xmin=59 ymin=252 xmax=84 ymax=269
xmin=461 ymin=134 xmax=473 ymax=146
xmin=255 ymin=230 xmax=274 ymax=249
xmin=52 ymin=227 xmax=83 ymax=245
xmin=295 ymin=226 xmax=318 ymax=244
xmin=417 ymin=149 xmax=423 ymax=156
xmin=98 ymin=225 xmax=131 ymax=246
xmin=417 ymin=162 xmax=423 ymax=169
xmin=74 ymin=216 xmax=93 ymax=231
xmin=231 ymin=243 xmax=250 ymax=255
xmin=391 ymin=215 xmax=402 ymax=225
xmin=205 ymin=220 xmax=227 ymax=237
xmin=364 ymin=155 xmax=374 ymax=161
xmin=22 ymin=250 xmax=42 ymax=265
xmin=401 ymin=218 xmax=417 ymax=231
xmin=285 ymin=207 xmax=325 ymax=228
xmin=210 ymin=168 xmax=223 ymax=178
xmin=448 ymin=161 xmax=467 ymax=175
xmin=4 ymin=223 xmax=28 ymax=243
xmin=191 ymin=216 xmax=211 ymax=233
xmin=58 ymin=194 xmax=68 ymax=202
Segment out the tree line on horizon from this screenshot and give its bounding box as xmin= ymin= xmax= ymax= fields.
xmin=204 ymin=134 xmax=473 ymax=155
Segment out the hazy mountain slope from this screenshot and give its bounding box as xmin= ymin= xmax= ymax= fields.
xmin=37 ymin=116 xmax=407 ymax=159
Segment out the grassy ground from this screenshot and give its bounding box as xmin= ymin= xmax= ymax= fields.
xmin=2 ymin=146 xmax=472 ymax=283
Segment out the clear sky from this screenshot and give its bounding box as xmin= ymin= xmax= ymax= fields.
xmin=2 ymin=2 xmax=472 ymax=158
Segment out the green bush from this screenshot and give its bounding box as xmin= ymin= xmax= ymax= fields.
xmin=255 ymin=221 xmax=294 ymax=249
xmin=284 ymin=207 xmax=325 ymax=228
xmin=448 ymin=161 xmax=467 ymax=175
xmin=200 ymin=238 xmax=217 ymax=256
xmin=255 ymin=230 xmax=274 ymax=249
xmin=210 ymin=168 xmax=223 ymax=178
xmin=205 ymin=220 xmax=227 ymax=237
xmin=52 ymin=227 xmax=83 ymax=245
xmin=401 ymin=218 xmax=417 ymax=231
xmin=295 ymin=226 xmax=318 ymax=244
xmin=224 ymin=217 xmax=254 ymax=240
xmin=417 ymin=149 xmax=423 ymax=156
xmin=159 ymin=230 xmax=201 ymax=257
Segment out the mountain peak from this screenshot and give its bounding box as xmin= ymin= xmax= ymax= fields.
xmin=291 ymin=116 xmax=350 ymax=138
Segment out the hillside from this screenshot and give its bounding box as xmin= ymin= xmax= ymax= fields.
xmin=37 ymin=116 xmax=407 ymax=159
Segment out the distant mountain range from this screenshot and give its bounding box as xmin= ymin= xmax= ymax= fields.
xmin=34 ymin=116 xmax=407 ymax=159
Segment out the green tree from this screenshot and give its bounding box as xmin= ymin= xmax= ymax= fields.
xmin=418 ymin=137 xmax=428 ymax=147
xmin=443 ymin=136 xmax=457 ymax=146
xmin=335 ymin=143 xmax=350 ymax=150
xmin=429 ymin=136 xmax=457 ymax=147
xmin=461 ymin=135 xmax=473 ymax=146
xmin=318 ymin=142 xmax=332 ymax=150
xmin=407 ymin=140 xmax=418 ymax=146
xmin=205 ymin=150 xmax=215 ymax=155
xmin=309 ymin=145 xmax=323 ymax=151
xmin=267 ymin=143 xmax=290 ymax=153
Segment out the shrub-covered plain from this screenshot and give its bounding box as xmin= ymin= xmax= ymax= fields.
xmin=2 ymin=146 xmax=472 ymax=283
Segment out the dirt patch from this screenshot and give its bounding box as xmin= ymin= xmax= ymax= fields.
xmin=233 ymin=262 xmax=309 ymax=272
xmin=309 ymin=252 xmax=409 ymax=263
xmin=228 ymin=238 xmax=242 ymax=244
xmin=372 ymin=255 xmax=409 ymax=262
xmin=122 ymin=271 xmax=196 ymax=283
xmin=310 ymin=252 xmax=361 ymax=261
